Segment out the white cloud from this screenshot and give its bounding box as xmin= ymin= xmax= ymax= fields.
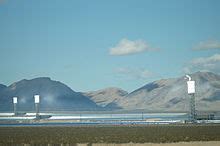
xmin=183 ymin=54 xmax=220 ymax=73
xmin=193 ymin=39 xmax=220 ymax=50
xmin=191 ymin=54 xmax=220 ymax=64
xmin=109 ymin=38 xmax=157 ymax=56
xmin=115 ymin=67 xmax=153 ymax=80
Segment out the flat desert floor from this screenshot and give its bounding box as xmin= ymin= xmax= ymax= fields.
xmin=0 ymin=124 xmax=220 ymax=145
xmin=90 ymin=141 xmax=220 ymax=146
xmin=0 ymin=141 xmax=219 ymax=146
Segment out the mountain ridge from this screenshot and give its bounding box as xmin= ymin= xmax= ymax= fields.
xmin=115 ymin=71 xmax=220 ymax=111
xmin=0 ymin=84 xmax=7 ymax=92
xmin=0 ymin=71 xmax=220 ymax=112
xmin=83 ymin=87 xmax=128 ymax=109
xmin=0 ymin=77 xmax=100 ymax=111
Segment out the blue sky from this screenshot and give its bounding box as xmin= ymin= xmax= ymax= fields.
xmin=0 ymin=0 xmax=220 ymax=92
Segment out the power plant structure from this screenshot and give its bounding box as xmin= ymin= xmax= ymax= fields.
xmin=11 ymin=95 xmax=41 ymax=118
xmin=34 ymin=95 xmax=40 ymax=118
xmin=185 ymin=75 xmax=196 ymax=123
xmin=3 ymin=78 xmax=218 ymax=124
xmin=13 ymin=97 xmax=18 ymax=116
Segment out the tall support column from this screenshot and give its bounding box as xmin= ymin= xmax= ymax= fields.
xmin=13 ymin=97 xmax=18 ymax=116
xmin=13 ymin=103 xmax=17 ymax=116
xmin=34 ymin=95 xmax=40 ymax=119
xmin=185 ymin=75 xmax=196 ymax=123
xmin=189 ymin=93 xmax=196 ymax=123
xmin=35 ymin=103 xmax=39 ymax=117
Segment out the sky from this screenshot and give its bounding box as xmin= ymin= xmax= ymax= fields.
xmin=0 ymin=0 xmax=220 ymax=92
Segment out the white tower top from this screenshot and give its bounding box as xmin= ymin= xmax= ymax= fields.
xmin=185 ymin=75 xmax=195 ymax=94
xmin=13 ymin=97 xmax=18 ymax=104
xmin=34 ymin=95 xmax=40 ymax=103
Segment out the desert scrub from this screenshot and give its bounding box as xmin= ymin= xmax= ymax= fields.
xmin=0 ymin=124 xmax=220 ymax=144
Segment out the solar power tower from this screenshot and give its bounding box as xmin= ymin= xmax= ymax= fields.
xmin=34 ymin=95 xmax=40 ymax=118
xmin=13 ymin=97 xmax=18 ymax=116
xmin=185 ymin=75 xmax=196 ymax=123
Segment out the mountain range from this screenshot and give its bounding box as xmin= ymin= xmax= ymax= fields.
xmin=83 ymin=87 xmax=128 ymax=109
xmin=0 ymin=77 xmax=99 ymax=111
xmin=91 ymin=72 xmax=220 ymax=112
xmin=0 ymin=71 xmax=220 ymax=112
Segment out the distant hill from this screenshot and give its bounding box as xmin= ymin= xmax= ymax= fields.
xmin=0 ymin=84 xmax=6 ymax=92
xmin=83 ymin=87 xmax=128 ymax=109
xmin=0 ymin=77 xmax=99 ymax=111
xmin=0 ymin=72 xmax=220 ymax=112
xmin=84 ymin=72 xmax=220 ymax=112
xmin=114 ymin=72 xmax=220 ymax=111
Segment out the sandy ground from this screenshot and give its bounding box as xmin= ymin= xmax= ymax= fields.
xmin=0 ymin=141 xmax=219 ymax=146
xmin=1 ymin=125 xmax=220 ymax=145
xmin=77 ymin=141 xmax=220 ymax=146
